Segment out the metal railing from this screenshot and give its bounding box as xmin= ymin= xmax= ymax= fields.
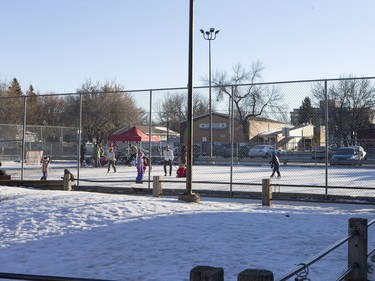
xmin=0 ymin=272 xmax=115 ymax=281
xmin=276 ymin=218 xmax=375 ymax=281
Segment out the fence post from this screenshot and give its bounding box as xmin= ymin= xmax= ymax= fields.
xmin=237 ymin=269 xmax=274 ymax=281
xmin=190 ymin=266 xmax=224 ymax=281
xmin=63 ymin=172 xmax=72 ymax=191
xmin=262 ymin=179 xmax=272 ymax=206
xmin=153 ymin=175 xmax=162 ymax=197
xmin=348 ymin=218 xmax=368 ymax=281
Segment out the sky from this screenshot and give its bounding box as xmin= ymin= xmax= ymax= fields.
xmin=1 ymin=0 xmax=375 ymax=95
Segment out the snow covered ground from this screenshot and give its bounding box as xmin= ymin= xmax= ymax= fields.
xmin=1 ymin=160 xmax=375 ymax=280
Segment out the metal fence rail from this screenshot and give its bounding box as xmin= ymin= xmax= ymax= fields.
xmin=275 ymin=218 xmax=374 ymax=281
xmin=0 ymin=272 xmax=115 ymax=281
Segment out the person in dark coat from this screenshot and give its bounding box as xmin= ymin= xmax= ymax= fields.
xmin=0 ymin=162 xmax=7 ymax=176
xmin=269 ymin=151 xmax=281 ymax=178
xmin=80 ymin=141 xmax=86 ymax=166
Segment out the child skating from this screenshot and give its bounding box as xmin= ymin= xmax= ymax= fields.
xmin=135 ymin=151 xmax=145 ymax=183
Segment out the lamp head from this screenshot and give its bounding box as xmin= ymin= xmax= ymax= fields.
xmin=200 ymin=29 xmax=204 ymax=34
xmin=210 ymin=28 xmax=215 ymax=33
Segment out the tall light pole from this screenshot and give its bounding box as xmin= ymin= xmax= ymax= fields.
xmin=200 ymin=27 xmax=219 ymax=158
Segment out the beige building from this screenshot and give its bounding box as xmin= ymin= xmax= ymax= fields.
xmin=180 ymin=113 xmax=320 ymax=152
xmin=180 ymin=113 xmax=289 ymax=146
xmin=256 ymin=124 xmax=315 ymax=151
xmin=181 ymin=113 xmax=243 ymax=145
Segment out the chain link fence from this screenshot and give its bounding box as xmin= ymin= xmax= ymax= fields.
xmin=1 ymin=77 xmax=375 ymax=201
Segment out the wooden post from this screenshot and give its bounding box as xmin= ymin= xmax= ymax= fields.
xmin=63 ymin=173 xmax=72 ymax=191
xmin=153 ymin=175 xmax=162 ymax=197
xmin=348 ymin=218 xmax=368 ymax=281
xmin=238 ymin=269 xmax=274 ymax=281
xmin=190 ymin=266 xmax=224 ymax=281
xmin=262 ymin=179 xmax=272 ymax=206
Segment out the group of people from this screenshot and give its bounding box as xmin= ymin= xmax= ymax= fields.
xmin=36 ymin=142 xmax=188 ymax=183
xmin=6 ymin=144 xmax=279 ymax=183
xmin=124 ymin=143 xmax=187 ymax=183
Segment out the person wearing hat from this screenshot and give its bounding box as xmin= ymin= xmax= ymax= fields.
xmin=269 ymin=150 xmax=281 ymax=178
xmin=106 ymin=146 xmax=117 ymax=174
xmin=163 ymin=144 xmax=174 ymax=176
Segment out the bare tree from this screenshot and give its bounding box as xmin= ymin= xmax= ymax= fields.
xmin=75 ymin=80 xmax=146 ymax=143
xmin=212 ymin=61 xmax=287 ymax=140
xmin=38 ymin=95 xmax=66 ymax=126
xmin=154 ymin=92 xmax=209 ymax=132
xmin=312 ymin=77 xmax=375 ymax=145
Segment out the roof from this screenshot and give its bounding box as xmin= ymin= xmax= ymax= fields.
xmin=107 ymin=126 xmax=161 ymax=142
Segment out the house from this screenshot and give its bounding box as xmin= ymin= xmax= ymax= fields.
xmin=256 ymin=124 xmax=315 ymax=151
xmin=179 ymin=112 xmax=318 ymax=153
xmin=180 ymin=112 xmax=246 ymax=146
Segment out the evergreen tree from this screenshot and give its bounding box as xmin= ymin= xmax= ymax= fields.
xmin=26 ymin=85 xmax=41 ymax=125
xmin=298 ymin=97 xmax=316 ymax=125
xmin=5 ymin=78 xmax=24 ymax=124
xmin=26 ymin=85 xmax=36 ymax=96
xmin=7 ymin=78 xmax=23 ymax=96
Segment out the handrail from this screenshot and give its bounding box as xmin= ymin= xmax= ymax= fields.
xmin=276 ymin=232 xmax=357 ymax=281
xmin=335 ymin=262 xmax=358 ymax=281
xmin=0 ymin=272 xmax=116 ymax=281
xmin=277 ymin=218 xmax=375 ymax=281
xmin=368 ymin=218 xmax=375 ymax=227
xmin=368 ymin=247 xmax=375 ymax=258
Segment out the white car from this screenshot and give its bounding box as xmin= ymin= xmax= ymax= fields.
xmin=248 ymin=145 xmax=276 ymax=158
xmin=329 ymin=146 xmax=366 ymax=166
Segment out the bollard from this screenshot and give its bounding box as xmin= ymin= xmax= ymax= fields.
xmin=153 ymin=175 xmax=162 ymax=197
xmin=190 ymin=266 xmax=224 ymax=281
xmin=262 ymin=179 xmax=272 ymax=206
xmin=63 ymin=172 xmax=72 ymax=191
xmin=238 ymin=269 xmax=274 ymax=281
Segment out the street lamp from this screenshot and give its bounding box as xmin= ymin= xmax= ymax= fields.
xmin=200 ymin=27 xmax=219 ymax=158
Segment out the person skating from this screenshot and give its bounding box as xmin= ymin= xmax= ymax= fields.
xmin=176 ymin=145 xmax=187 ymax=178
xmin=106 ymin=146 xmax=117 ymax=173
xmin=0 ymin=162 xmax=8 ymax=176
xmin=40 ymin=156 xmax=50 ymax=180
xmin=93 ymin=143 xmax=101 ymax=167
xmin=135 ymin=151 xmax=145 ymax=183
xmin=163 ymin=145 xmax=174 ymax=176
xmin=128 ymin=143 xmax=138 ymax=166
xmin=80 ymin=141 xmax=86 ymax=167
xmin=269 ymin=151 xmax=281 ymax=178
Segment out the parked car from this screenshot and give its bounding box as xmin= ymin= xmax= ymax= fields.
xmin=329 ymin=146 xmax=366 ymax=166
xmin=248 ymin=145 xmax=276 ymax=158
xmin=311 ymin=145 xmax=336 ymax=159
xmin=218 ymin=144 xmax=249 ymax=158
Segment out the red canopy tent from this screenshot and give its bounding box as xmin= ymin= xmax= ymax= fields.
xmin=107 ymin=126 xmax=161 ymax=142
